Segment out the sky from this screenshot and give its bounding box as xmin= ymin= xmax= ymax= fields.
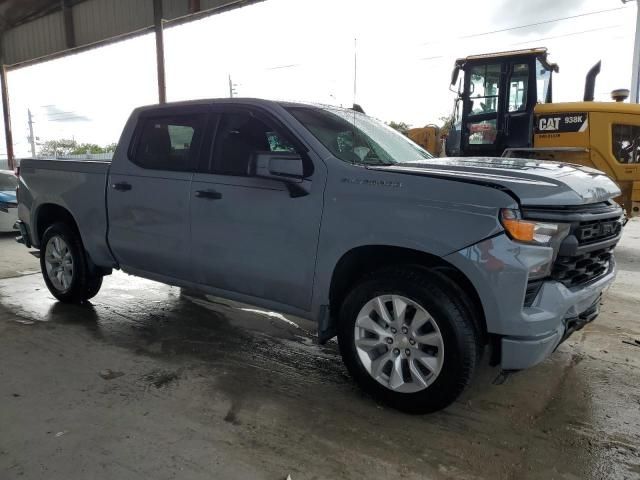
xmin=2 ymin=0 xmax=637 ymax=158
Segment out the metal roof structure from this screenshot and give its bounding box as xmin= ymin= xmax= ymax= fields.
xmin=0 ymin=0 xmax=265 ymax=169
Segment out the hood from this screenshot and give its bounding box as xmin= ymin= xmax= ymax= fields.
xmin=0 ymin=190 xmax=17 ymax=204
xmin=372 ymin=157 xmax=621 ymax=206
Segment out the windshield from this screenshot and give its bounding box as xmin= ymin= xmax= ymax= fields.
xmin=0 ymin=173 xmax=17 ymax=191
xmin=286 ymin=106 xmax=433 ymax=165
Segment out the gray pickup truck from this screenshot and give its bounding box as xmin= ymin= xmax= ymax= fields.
xmin=16 ymin=98 xmax=624 ymax=413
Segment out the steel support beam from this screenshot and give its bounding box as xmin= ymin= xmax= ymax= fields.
xmin=0 ymin=64 xmax=15 ymax=170
xmin=189 ymin=0 xmax=202 ymax=13
xmin=631 ymin=1 xmax=640 ymax=103
xmin=61 ymin=0 xmax=76 ymax=49
xmin=154 ymin=0 xmax=167 ymax=104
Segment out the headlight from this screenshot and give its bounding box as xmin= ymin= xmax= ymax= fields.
xmin=500 ymin=209 xmax=570 ymax=246
xmin=500 ymin=209 xmax=571 ymax=280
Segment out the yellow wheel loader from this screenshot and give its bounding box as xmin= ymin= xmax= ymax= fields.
xmin=429 ymin=48 xmax=639 ymax=215
xmin=408 ymin=124 xmax=442 ymax=156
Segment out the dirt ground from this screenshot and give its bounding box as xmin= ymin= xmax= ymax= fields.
xmin=0 ymin=222 xmax=639 ymax=480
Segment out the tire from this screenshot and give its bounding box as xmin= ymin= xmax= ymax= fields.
xmin=338 ymin=267 xmax=479 ymax=414
xmin=40 ymin=222 xmax=103 ymax=303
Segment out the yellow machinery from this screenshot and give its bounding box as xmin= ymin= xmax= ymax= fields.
xmin=521 ymin=102 xmax=640 ymax=215
xmin=410 ymin=48 xmax=640 ymax=215
xmin=408 ymin=125 xmax=441 ymax=156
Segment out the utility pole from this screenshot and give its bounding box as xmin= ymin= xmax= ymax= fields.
xmin=353 ymin=37 xmax=358 ymax=106
xmin=623 ymin=0 xmax=640 ymax=102
xmin=228 ymin=74 xmax=238 ymax=98
xmin=27 ymin=109 xmax=36 ymax=158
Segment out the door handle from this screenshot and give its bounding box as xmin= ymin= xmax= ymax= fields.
xmin=195 ymin=189 xmax=222 ymax=200
xmin=111 ymin=182 xmax=132 ymax=191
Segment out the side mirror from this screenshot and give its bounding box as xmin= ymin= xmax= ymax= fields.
xmin=250 ymin=152 xmax=308 ymax=197
xmin=450 ymin=66 xmax=460 ymax=86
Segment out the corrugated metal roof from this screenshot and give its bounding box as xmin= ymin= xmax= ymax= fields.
xmin=3 ymin=10 xmax=66 ymax=64
xmin=0 ymin=0 xmax=264 ymax=68
xmin=73 ymin=0 xmax=153 ymax=46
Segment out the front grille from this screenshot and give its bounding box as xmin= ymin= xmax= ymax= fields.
xmin=551 ymin=245 xmax=614 ymax=288
xmin=523 ymin=202 xmax=622 ymax=290
xmin=574 ymin=218 xmax=622 ymax=245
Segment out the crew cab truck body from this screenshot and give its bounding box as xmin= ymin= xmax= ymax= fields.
xmin=16 ymin=98 xmax=624 ymax=413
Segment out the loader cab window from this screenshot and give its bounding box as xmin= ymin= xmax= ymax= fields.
xmin=508 ymin=63 xmax=529 ymax=112
xmin=613 ymin=124 xmax=640 ymax=164
xmin=468 ymin=64 xmax=501 ymax=115
xmin=536 ymin=59 xmax=552 ymax=104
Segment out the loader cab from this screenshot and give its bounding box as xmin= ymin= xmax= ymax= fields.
xmin=446 ymin=48 xmax=558 ymax=157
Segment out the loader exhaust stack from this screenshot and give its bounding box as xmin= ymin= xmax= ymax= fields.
xmin=584 ymin=61 xmax=601 ymax=101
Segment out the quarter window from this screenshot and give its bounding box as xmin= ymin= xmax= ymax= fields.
xmin=211 ymin=112 xmax=298 ymax=176
xmin=132 ymin=115 xmax=205 ymax=171
xmin=613 ymin=124 xmax=640 ymax=164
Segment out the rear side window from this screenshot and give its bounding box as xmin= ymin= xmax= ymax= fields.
xmin=132 ymin=115 xmax=205 ymax=171
xmin=211 ymin=111 xmax=298 ymax=176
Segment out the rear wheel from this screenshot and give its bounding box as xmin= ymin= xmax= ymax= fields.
xmin=40 ymin=222 xmax=103 ymax=303
xmin=338 ymin=267 xmax=479 ymax=413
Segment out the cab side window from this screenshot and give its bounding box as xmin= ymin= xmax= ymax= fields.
xmin=132 ymin=115 xmax=205 ymax=171
xmin=508 ymin=63 xmax=529 ymax=112
xmin=211 ymin=111 xmax=297 ymax=176
xmin=612 ymin=124 xmax=640 ymax=164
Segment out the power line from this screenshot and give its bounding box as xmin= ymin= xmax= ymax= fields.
xmin=421 ymin=5 xmax=629 ymax=45
xmin=265 ymin=63 xmax=300 ymax=70
xmin=510 ymin=24 xmax=621 ymax=46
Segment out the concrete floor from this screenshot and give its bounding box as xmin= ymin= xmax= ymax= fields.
xmin=0 ymin=224 xmax=639 ymax=480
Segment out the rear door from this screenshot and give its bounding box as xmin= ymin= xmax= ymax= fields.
xmin=189 ymin=105 xmax=325 ymax=311
xmin=107 ymin=106 xmax=207 ymax=280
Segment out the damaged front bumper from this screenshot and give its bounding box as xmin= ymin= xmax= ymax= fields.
xmin=500 ymin=261 xmax=615 ymax=371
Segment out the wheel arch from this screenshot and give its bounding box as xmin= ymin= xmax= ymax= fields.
xmin=326 ymin=245 xmax=487 ymax=343
xmin=34 ymin=203 xmax=80 ymax=247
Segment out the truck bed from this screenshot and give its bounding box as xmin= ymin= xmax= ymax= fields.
xmin=18 ymin=159 xmax=115 ymax=268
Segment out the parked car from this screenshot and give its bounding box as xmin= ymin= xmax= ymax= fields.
xmin=0 ymin=170 xmax=18 ymax=232
xmin=15 ymin=99 xmax=624 ymax=413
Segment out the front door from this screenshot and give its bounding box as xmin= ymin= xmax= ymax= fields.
xmin=190 ymin=106 xmax=326 ymax=311
xmin=461 ymin=62 xmax=503 ymax=156
xmin=107 ymin=108 xmax=207 ymax=280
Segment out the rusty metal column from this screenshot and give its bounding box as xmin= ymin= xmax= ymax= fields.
xmin=153 ymin=0 xmax=167 ymax=104
xmin=189 ymin=0 xmax=201 ymax=13
xmin=0 ymin=64 xmax=15 ymax=170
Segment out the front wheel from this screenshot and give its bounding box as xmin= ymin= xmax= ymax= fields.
xmin=40 ymin=222 xmax=103 ymax=303
xmin=338 ymin=267 xmax=479 ymax=414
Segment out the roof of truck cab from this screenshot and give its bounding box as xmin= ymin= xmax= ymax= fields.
xmin=535 ymin=101 xmax=640 ymax=115
xmin=134 ymin=98 xmax=325 ymax=113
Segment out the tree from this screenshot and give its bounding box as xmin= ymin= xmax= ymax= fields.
xmin=70 ymin=143 xmax=111 ymax=155
xmin=438 ymin=115 xmax=455 ymax=138
xmin=38 ymin=139 xmax=78 ymax=157
xmin=386 ymin=121 xmax=411 ymax=136
xmin=38 ymin=139 xmax=118 ymax=157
